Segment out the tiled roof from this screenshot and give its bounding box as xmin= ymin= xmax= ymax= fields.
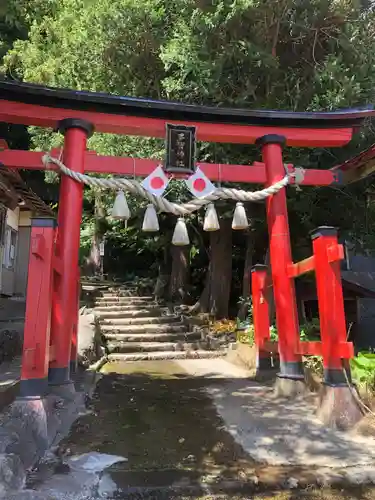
xmin=341 ymin=271 xmax=375 ymax=298
xmin=0 ymin=165 xmax=53 ymax=216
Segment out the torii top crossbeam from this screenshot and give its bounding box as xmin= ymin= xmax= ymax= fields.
xmin=0 ymin=80 xmax=374 ymax=147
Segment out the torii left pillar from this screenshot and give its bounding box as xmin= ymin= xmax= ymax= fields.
xmin=48 ymin=118 xmax=93 ymax=397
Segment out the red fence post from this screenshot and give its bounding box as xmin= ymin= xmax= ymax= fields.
xmin=311 ymin=226 xmax=362 ymax=429
xmin=311 ymin=226 xmax=352 ymax=384
xmin=49 ymin=119 xmax=93 ymax=389
xmin=70 ymin=269 xmax=81 ymax=375
xmin=251 ymin=265 xmax=273 ymax=371
xmin=19 ymin=218 xmax=56 ymax=398
xmin=257 ymin=134 xmax=305 ymax=393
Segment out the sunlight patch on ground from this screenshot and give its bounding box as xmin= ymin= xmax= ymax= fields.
xmin=100 ymin=359 xmax=187 ymax=378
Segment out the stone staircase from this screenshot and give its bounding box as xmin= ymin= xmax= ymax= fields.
xmin=95 ymin=286 xmax=224 ymax=361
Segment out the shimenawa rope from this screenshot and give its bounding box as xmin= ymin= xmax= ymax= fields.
xmin=42 ymin=154 xmax=301 ymax=216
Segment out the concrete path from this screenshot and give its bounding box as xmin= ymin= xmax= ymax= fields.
xmin=205 ymin=378 xmax=375 ymax=467
xmin=11 ymin=358 xmax=375 ymax=499
xmin=177 ymin=359 xmax=375 ymax=469
xmin=175 ymin=358 xmax=251 ymax=378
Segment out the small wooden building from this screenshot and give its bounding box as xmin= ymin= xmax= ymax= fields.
xmin=296 ymin=271 xmax=375 ymax=352
xmin=0 ymin=166 xmax=53 ymax=297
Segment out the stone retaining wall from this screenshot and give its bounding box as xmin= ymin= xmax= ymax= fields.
xmin=0 ymin=286 xmax=102 ymax=497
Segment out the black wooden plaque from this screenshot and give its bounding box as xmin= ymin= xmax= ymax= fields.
xmin=165 ymin=123 xmax=196 ymax=174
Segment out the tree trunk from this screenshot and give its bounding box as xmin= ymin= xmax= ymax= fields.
xmin=88 ymin=234 xmax=101 ymax=275
xmin=238 ymin=231 xmax=254 ymax=321
xmin=193 ymin=218 xmax=232 ymax=319
xmin=264 ymin=248 xmax=276 ymax=324
xmin=189 ymin=263 xmax=210 ymax=315
xmin=85 ymin=193 xmax=106 ymax=276
xmin=168 ymin=245 xmax=190 ymax=303
xmin=242 ymin=232 xmax=254 ymax=297
xmin=154 ymin=243 xmax=171 ymax=301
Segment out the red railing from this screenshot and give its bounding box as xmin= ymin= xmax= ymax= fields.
xmin=19 ymin=218 xmax=80 ymax=397
xmin=251 ymin=226 xmax=354 ymax=380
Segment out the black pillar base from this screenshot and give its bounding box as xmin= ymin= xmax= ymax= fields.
xmin=48 ymin=366 xmax=71 ymax=386
xmin=70 ymin=359 xmax=77 ymax=376
xmin=19 ymin=377 xmax=48 ymax=398
xmin=274 ymin=360 xmax=306 ymax=398
xmin=323 ymin=366 xmax=352 ymax=386
xmin=48 ymin=366 xmax=76 ymax=400
xmin=257 ymin=351 xmax=273 ymax=371
xmin=255 ymin=351 xmax=277 ymax=381
xmin=279 ymin=360 xmax=305 ymax=379
xmin=48 ymin=380 xmax=76 ymax=401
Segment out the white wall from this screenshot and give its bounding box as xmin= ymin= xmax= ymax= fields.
xmin=19 ymin=210 xmax=32 ymax=227
xmin=6 ymin=207 xmax=19 ymax=231
xmin=1 ymin=207 xmax=20 ymax=295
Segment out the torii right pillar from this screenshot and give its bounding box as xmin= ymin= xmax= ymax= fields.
xmin=257 ymin=134 xmax=306 ymax=397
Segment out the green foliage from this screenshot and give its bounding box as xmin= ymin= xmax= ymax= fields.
xmin=304 ymin=355 xmax=324 ymax=378
xmin=351 ymin=352 xmax=375 ymax=389
xmin=0 ymin=0 xmax=59 ymax=65
xmin=299 ymin=318 xmax=321 ymax=341
xmin=269 ymin=325 xmax=278 ymax=343
xmin=237 ymin=323 xmax=255 ymax=345
xmin=305 ymin=351 xmax=375 ymax=390
xmin=268 ymin=317 xmax=321 ymax=343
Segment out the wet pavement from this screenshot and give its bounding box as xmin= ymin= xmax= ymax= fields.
xmin=56 ymin=360 xmax=255 ymax=496
xmin=23 ymin=360 xmax=375 ymax=499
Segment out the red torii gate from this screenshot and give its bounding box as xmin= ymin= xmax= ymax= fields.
xmin=0 ymin=80 xmax=373 ymax=425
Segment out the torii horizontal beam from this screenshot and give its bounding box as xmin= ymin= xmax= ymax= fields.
xmin=0 ymin=148 xmax=339 ymax=186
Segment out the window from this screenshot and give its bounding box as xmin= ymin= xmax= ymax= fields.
xmin=303 ymin=300 xmax=319 ymax=321
xmin=344 ymin=240 xmax=351 ymax=270
xmin=3 ymin=226 xmax=17 ymax=269
xmin=0 ymin=205 xmax=6 ymax=246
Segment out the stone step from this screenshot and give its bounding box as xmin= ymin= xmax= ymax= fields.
xmin=96 ymin=294 xmax=154 ymax=299
xmin=106 ymin=340 xmax=204 ymax=353
xmin=94 ymin=305 xmax=162 ymax=313
xmin=103 ymin=331 xmax=200 ymax=343
xmin=99 ymin=294 xmax=154 ymax=300
xmin=95 ymin=298 xmax=156 ymax=306
xmin=100 ymin=323 xmax=187 ymax=334
xmin=107 ymin=350 xmax=225 ymax=362
xmin=99 ymin=315 xmax=180 ymax=326
xmin=110 ymin=286 xmax=137 ymax=291
xmin=95 ymin=297 xmax=156 ymax=306
xmin=95 ymin=308 xmax=165 ymax=318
